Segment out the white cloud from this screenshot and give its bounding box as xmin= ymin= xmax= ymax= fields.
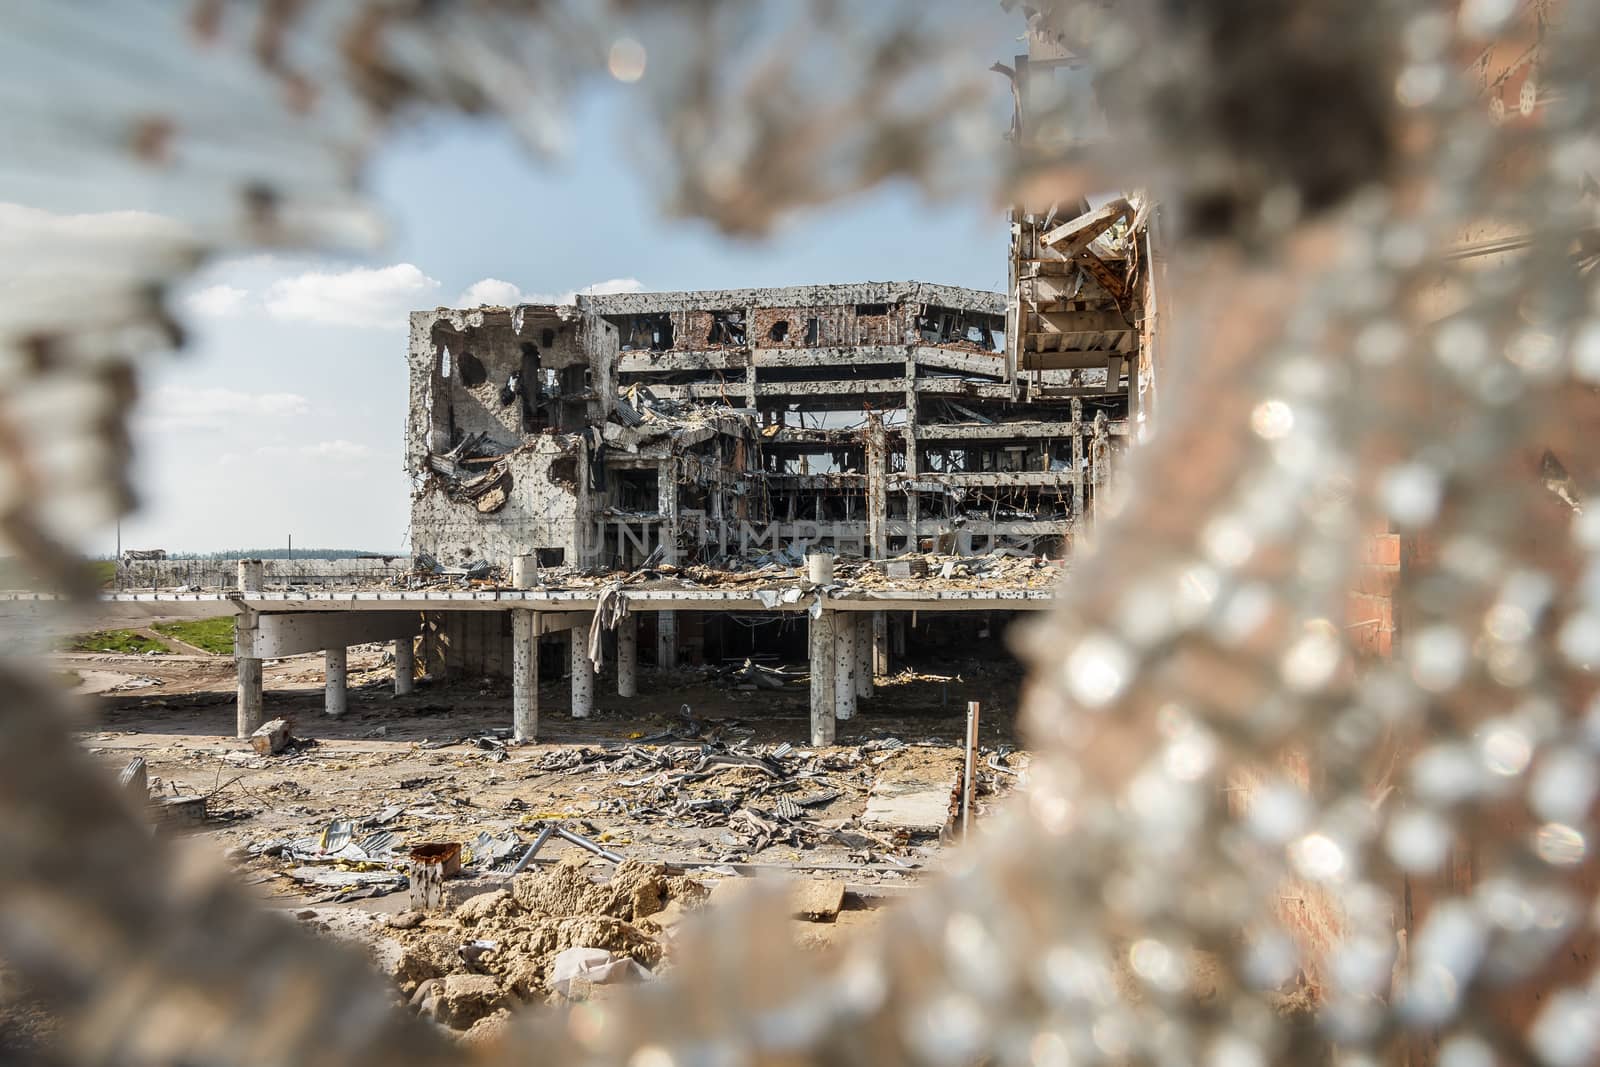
xmin=264 ymin=262 xmax=441 ymax=329
xmin=186 ymin=283 xmax=248 ymax=317
xmin=457 ymin=278 xmax=526 ymax=308
xmin=140 ymin=385 xmax=311 ymax=431
xmin=455 ymin=276 xmax=646 ymax=308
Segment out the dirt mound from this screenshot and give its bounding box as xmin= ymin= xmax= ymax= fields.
xmin=381 ymin=858 xmax=705 ymax=1032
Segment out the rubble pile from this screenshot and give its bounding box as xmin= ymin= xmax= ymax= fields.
xmin=390 ymin=550 xmax=1062 ymax=596
xmin=529 ymin=737 xmax=1021 ymax=863
xmin=377 ymin=858 xmax=706 ymax=1039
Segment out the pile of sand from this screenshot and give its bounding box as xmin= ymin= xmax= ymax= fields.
xmin=374 ymin=858 xmax=706 ymax=1037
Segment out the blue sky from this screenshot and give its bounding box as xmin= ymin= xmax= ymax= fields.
xmin=108 ymin=86 xmax=1011 ymax=554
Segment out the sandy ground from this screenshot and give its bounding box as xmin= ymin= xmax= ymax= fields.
xmin=35 ymin=643 xmax=1029 ymax=1038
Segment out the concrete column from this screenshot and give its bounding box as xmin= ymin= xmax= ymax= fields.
xmin=834 ymin=618 xmax=857 ymax=721
xmin=809 ymin=612 xmax=837 ymax=745
xmin=235 ymin=560 xmax=264 ymax=741
xmin=617 ymin=613 xmax=638 ymax=698
xmin=872 ymin=611 xmax=889 ymax=678
xmin=235 ymin=608 xmax=262 ymax=739
xmin=512 ymin=609 xmax=538 ymax=742
xmin=570 ymin=626 xmax=594 ymax=719
xmin=324 ymin=645 xmax=348 ymax=717
xmin=657 ymin=610 xmax=678 ymax=669
xmin=1070 ymin=397 xmax=1085 ymax=524
xmin=855 ymin=615 xmax=872 ymax=699
xmin=394 ymin=637 xmax=415 ymax=695
xmin=866 ymin=416 xmax=888 ymax=560
xmin=512 ymin=554 xmax=539 ymax=589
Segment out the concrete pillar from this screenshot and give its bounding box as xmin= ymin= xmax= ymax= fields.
xmin=618 ymin=613 xmax=638 ymax=698
xmin=835 ymin=618 xmax=857 ymax=721
xmin=810 ymin=612 xmax=837 ymax=745
xmin=866 ymin=416 xmax=888 ymax=560
xmin=237 ymin=559 xmax=264 ymax=593
xmin=512 ymin=554 xmax=539 ymax=589
xmin=872 ymin=611 xmax=889 ymax=677
xmin=512 ymin=609 xmax=538 ymax=742
xmin=855 ymin=615 xmax=872 ymax=700
xmin=324 ymin=645 xmax=347 ymax=717
xmin=570 ymin=626 xmax=594 ymax=719
xmin=235 ymin=610 xmax=262 ymax=739
xmin=394 ymin=637 xmax=415 ymax=695
xmin=1070 ymin=397 xmax=1085 ymax=524
xmin=658 ymin=610 xmax=678 ymax=669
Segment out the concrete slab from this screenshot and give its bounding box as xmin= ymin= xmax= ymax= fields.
xmin=862 ymin=771 xmax=956 ymax=835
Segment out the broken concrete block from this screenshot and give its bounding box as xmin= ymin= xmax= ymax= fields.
xmin=862 ymin=773 xmax=956 ymax=835
xmin=249 ymin=717 xmax=291 ymax=756
xmin=791 ymin=879 xmax=846 ymax=922
xmin=878 ymin=558 xmax=929 ymax=579
xmin=152 ymin=795 xmax=206 ymax=829
xmin=436 ymin=973 xmax=505 ymax=1029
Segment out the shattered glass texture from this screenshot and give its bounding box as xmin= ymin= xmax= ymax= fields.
xmin=2 ymin=1 xmax=1599 ymax=1066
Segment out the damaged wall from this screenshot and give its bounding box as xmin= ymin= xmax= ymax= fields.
xmin=410 ymin=438 xmax=590 ymax=568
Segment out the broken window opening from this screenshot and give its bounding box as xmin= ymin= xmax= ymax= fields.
xmin=518 ymin=344 xmax=543 ymax=433
xmin=457 ymin=351 xmax=487 ymax=388
xmin=804 ymin=317 xmax=820 ymax=345
xmin=768 ymin=319 xmax=789 ymax=342
xmin=535 ymin=547 xmax=565 ymax=567
xmin=541 ymin=328 xmax=556 ymax=348
xmin=559 ymin=365 xmax=590 ymax=395
xmin=708 ymin=310 xmax=747 ymax=346
xmin=622 ymin=312 xmax=673 ymax=351
xmin=856 ymin=303 xmax=888 ymax=316
xmin=613 ymin=469 xmax=659 ymax=512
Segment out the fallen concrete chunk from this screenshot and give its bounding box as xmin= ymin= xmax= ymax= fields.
xmin=250 ymin=717 xmax=291 ymax=756
xmin=152 ymin=795 xmax=206 ymax=829
xmin=436 ymin=973 xmax=505 ymax=1029
xmin=791 ymin=879 xmax=845 ymax=922
xmin=861 ymin=772 xmax=955 ymax=835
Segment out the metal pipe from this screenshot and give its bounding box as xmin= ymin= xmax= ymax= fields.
xmin=505 ymin=824 xmax=556 ymax=879
xmin=555 ymin=825 xmax=625 ymax=864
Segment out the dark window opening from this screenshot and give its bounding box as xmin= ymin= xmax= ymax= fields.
xmin=519 ymin=344 xmax=542 ymax=432
xmin=708 ymin=310 xmax=746 ymax=346
xmin=541 ymin=328 xmax=556 ymax=347
xmin=620 ymin=313 xmax=673 ymax=350
xmin=614 ymin=469 xmax=659 ymax=511
xmin=549 ymin=455 xmax=579 ymax=488
xmin=560 ymin=364 xmax=590 ymax=394
xmin=457 ymin=351 xmax=487 ymax=388
xmin=804 ymin=317 xmax=820 ymax=345
xmin=768 ymin=319 xmax=789 ymax=342
xmin=856 ymin=303 xmax=888 ymax=316
xmin=536 ymin=547 xmax=565 ymax=567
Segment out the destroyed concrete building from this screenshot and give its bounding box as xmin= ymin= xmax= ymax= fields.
xmin=399 ymin=278 xmax=1148 ymax=709
xmin=408 ymin=279 xmax=1138 ymax=577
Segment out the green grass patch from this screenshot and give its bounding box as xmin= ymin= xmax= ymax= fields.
xmin=69 ymin=629 xmax=167 ymax=655
xmin=152 ymin=616 xmax=235 ymax=656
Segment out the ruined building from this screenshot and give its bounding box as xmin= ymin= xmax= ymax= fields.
xmin=407 ymin=278 xmax=1142 ymax=578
